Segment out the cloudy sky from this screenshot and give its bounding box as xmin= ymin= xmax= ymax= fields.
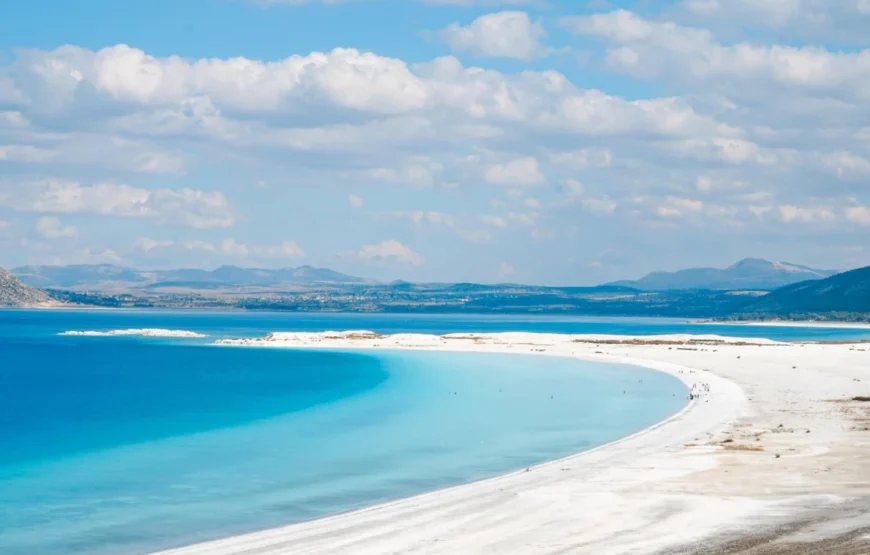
xmin=1 ymin=0 xmax=869 ymax=284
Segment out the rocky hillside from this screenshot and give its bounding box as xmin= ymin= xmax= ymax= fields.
xmin=748 ymin=264 xmax=870 ymax=314
xmin=0 ymin=266 xmax=56 ymax=307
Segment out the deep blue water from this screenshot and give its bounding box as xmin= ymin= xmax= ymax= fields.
xmin=0 ymin=310 xmax=866 ymax=555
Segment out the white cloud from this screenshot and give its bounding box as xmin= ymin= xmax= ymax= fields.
xmin=678 ymin=0 xmax=870 ymax=44
xmin=846 ymin=206 xmax=870 ymax=226
xmin=183 ymin=238 xmax=305 ymax=259
xmin=549 ymin=148 xmax=613 ymax=168
xmin=385 ymin=210 xmax=456 ymax=226
xmin=35 ymin=216 xmax=78 ymax=239
xmin=508 ymin=211 xmax=538 ymax=226
xmin=4 ymin=32 xmax=870 ymax=277
xmin=134 ymin=151 xmax=185 ymax=174
xmin=69 ymin=248 xmax=123 ymax=264
xmin=484 ymin=157 xmax=545 ymax=186
xmin=135 ymin=237 xmax=174 ymax=252
xmin=358 ymin=240 xmax=425 ymax=265
xmin=367 ymin=165 xmax=439 ymax=187
xmin=1 ymin=180 xmax=235 ymax=229
xmin=582 ymin=198 xmax=617 ymax=214
xmin=825 ymin=151 xmax=870 ymax=178
xmin=220 ymin=238 xmax=249 ymax=257
xmin=439 ymin=11 xmax=546 ymax=61
xmin=253 ymin=240 xmax=306 ymax=258
xmin=562 ymin=9 xmax=870 ymax=100
xmin=16 ymin=44 xmax=428 ymax=116
xmin=0 ymin=145 xmax=56 ymax=163
xmin=497 ymin=261 xmax=516 ymax=278
xmin=779 ymin=204 xmax=836 ymax=223
xmin=457 ymin=229 xmax=493 ymax=243
xmin=654 ymin=197 xmax=704 ymax=219
xmin=561 ymin=179 xmax=585 ymax=197
xmin=1 ymin=44 xmax=733 ymax=147
xmin=682 ymin=0 xmax=802 ymax=27
xmin=696 ymin=175 xmax=714 ymax=192
xmin=480 ymin=214 xmax=508 ymax=227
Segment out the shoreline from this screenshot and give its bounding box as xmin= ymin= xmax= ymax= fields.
xmin=156 ymin=330 xmax=870 ymax=555
xmin=714 ymin=320 xmax=870 ymax=329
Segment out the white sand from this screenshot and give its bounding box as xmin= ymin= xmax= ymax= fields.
xmin=157 ymin=332 xmax=870 ymax=555
xmin=59 ymin=328 xmax=207 ymax=338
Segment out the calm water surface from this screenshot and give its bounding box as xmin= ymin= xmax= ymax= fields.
xmin=1 ymin=310 xmax=864 ymax=554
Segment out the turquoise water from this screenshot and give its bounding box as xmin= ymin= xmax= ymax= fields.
xmin=4 ymin=308 xmax=870 ymax=342
xmin=1 ymin=310 xmax=865 ymax=555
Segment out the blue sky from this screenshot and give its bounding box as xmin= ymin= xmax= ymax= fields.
xmin=1 ymin=0 xmax=870 ymax=284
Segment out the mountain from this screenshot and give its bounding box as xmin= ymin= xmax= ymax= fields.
xmin=0 ymin=266 xmax=55 ymax=307
xmin=12 ymin=264 xmax=369 ymax=292
xmin=747 ymin=264 xmax=870 ymax=314
xmin=608 ymin=258 xmax=837 ymax=291
xmin=12 ymin=264 xmax=151 ymax=289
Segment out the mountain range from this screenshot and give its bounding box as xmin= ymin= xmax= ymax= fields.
xmin=5 ymin=259 xmax=869 ymax=320
xmin=608 ymin=258 xmax=836 ymax=291
xmin=12 ymin=264 xmax=369 ymax=292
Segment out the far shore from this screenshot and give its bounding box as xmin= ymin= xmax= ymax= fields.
xmin=702 ymin=319 xmax=870 ymax=329
xmin=736 ymin=320 xmax=870 ymax=329
xmin=155 ymin=331 xmax=870 ymax=555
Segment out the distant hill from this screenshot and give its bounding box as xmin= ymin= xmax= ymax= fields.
xmin=12 ymin=264 xmax=369 ymax=292
xmin=0 ymin=266 xmax=55 ymax=307
xmin=608 ymin=258 xmax=837 ymax=291
xmin=747 ymin=265 xmax=870 ymax=314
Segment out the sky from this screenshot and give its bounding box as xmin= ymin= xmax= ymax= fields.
xmin=1 ymin=0 xmax=870 ymax=285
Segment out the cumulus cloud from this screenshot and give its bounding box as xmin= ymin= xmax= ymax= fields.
xmin=779 ymin=205 xmax=836 ymax=223
xmin=484 ymin=157 xmax=545 ymax=186
xmin=438 ymin=11 xmax=546 ymax=61
xmin=384 ymin=211 xmax=456 ymax=226
xmin=135 ymin=237 xmax=174 ymax=252
xmin=35 ymin=216 xmax=78 ymax=239
xmin=10 ymin=45 xmax=428 ymax=117
xmin=846 ymin=206 xmax=870 ymax=226
xmin=562 ymin=9 xmax=870 ymax=100
xmin=69 ymin=248 xmax=123 ymax=264
xmin=582 ymin=198 xmax=617 ymax=214
xmin=2 ymin=25 xmax=870 ymax=277
xmin=0 ymin=180 xmax=235 ymax=229
xmin=183 ymin=238 xmax=305 ymax=259
xmin=358 ymin=240 xmax=425 ymax=265
xmin=0 ymin=145 xmax=56 ymax=163
xmin=497 ymin=261 xmax=516 ymax=278
xmin=480 ymin=214 xmax=508 ymax=227
xmin=678 ymin=0 xmax=870 ymax=44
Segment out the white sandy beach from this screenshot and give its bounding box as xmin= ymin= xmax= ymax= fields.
xmin=58 ymin=328 xmax=207 ymax=338
xmin=157 ymin=331 xmax=870 ymax=555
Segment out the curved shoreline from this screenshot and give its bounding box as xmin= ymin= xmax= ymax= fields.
xmin=156 ymin=332 xmax=754 ymax=555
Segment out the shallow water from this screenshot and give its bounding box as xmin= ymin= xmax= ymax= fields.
xmin=0 ymin=311 xmax=694 ymax=555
